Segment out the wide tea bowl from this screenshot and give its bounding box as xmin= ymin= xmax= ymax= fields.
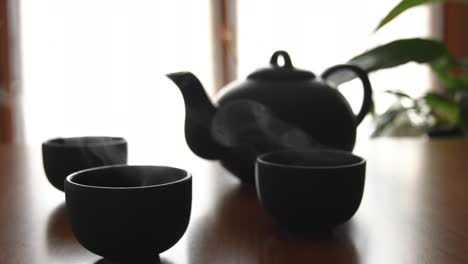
xmin=65 ymin=165 xmax=192 ymax=263
xmin=42 ymin=136 xmax=127 ymax=191
xmin=255 ymin=149 xmax=365 ymax=235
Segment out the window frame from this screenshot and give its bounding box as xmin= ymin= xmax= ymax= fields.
xmin=443 ymin=2 xmax=468 ymax=59
xmin=0 ymin=0 xmax=13 ymax=143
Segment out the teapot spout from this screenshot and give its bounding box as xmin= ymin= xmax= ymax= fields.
xmin=166 ymin=72 xmax=223 ymax=160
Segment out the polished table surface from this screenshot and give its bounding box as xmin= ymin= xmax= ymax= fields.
xmin=1 ymin=138 xmax=468 ymax=263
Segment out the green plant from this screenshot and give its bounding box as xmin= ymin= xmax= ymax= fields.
xmin=329 ymin=0 xmax=468 ymax=137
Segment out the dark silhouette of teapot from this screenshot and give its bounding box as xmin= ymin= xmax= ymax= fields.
xmin=167 ymin=50 xmax=372 ymax=183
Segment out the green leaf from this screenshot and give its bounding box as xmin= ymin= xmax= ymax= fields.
xmin=327 ymin=38 xmax=449 ymax=85
xmin=385 ymin=90 xmax=415 ymax=100
xmin=458 ymin=92 xmax=468 ymax=133
xmin=369 ymin=98 xmax=376 ymax=117
xmin=375 ymin=0 xmax=468 ymax=31
xmin=431 ymin=58 xmax=454 ymax=90
xmin=457 ymin=76 xmax=468 ymax=89
xmin=453 ymin=58 xmax=468 ymax=71
xmin=371 ymin=107 xmax=408 ymax=137
xmin=460 ymin=59 xmax=468 ymax=71
xmin=431 ymin=58 xmax=468 ymax=93
xmin=424 ymin=93 xmax=458 ymax=124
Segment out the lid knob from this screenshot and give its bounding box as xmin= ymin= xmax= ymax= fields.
xmin=270 ymin=50 xmax=293 ymax=68
xmin=247 ymin=50 xmax=315 ymax=80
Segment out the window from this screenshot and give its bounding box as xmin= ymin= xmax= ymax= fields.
xmin=15 ymin=1 xmax=435 ymax=149
xmin=19 ymin=1 xmax=213 ymax=157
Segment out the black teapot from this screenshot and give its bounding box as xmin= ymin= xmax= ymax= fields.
xmin=167 ymin=50 xmax=372 ymax=183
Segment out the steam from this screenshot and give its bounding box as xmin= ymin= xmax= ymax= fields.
xmin=81 ymin=137 xmax=126 ymax=166
xmin=211 ymin=100 xmax=322 ymax=160
xmin=53 ymin=136 xmax=127 ymax=167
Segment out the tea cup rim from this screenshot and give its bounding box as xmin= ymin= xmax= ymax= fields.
xmin=43 ymin=136 xmax=127 ymax=148
xmin=66 ymin=165 xmax=191 ymax=190
xmin=256 ymin=149 xmax=365 ymax=170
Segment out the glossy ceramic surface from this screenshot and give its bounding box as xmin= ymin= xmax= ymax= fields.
xmin=167 ymin=50 xmax=372 ymax=183
xmin=65 ymin=165 xmax=192 ymax=263
xmin=255 ymin=150 xmax=366 ymax=235
xmin=42 ymin=136 xmax=127 ymax=191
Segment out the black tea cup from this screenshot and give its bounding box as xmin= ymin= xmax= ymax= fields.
xmin=42 ymin=136 xmax=127 ymax=191
xmin=65 ymin=165 xmax=192 ymax=263
xmin=255 ymin=149 xmax=366 ymax=235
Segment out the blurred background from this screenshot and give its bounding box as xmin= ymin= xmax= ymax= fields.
xmin=0 ymin=0 xmax=466 ymax=163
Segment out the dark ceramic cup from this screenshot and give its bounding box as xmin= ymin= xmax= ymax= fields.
xmin=65 ymin=165 xmax=192 ymax=263
xmin=255 ymin=149 xmax=365 ymax=235
xmin=42 ymin=136 xmax=127 ymax=191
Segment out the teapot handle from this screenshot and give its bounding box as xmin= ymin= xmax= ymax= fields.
xmin=321 ymin=64 xmax=372 ymax=125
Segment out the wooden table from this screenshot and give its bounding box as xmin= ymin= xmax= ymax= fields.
xmin=1 ymin=138 xmax=468 ymax=263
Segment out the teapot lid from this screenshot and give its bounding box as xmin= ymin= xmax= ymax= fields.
xmin=247 ymin=51 xmax=316 ymax=81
